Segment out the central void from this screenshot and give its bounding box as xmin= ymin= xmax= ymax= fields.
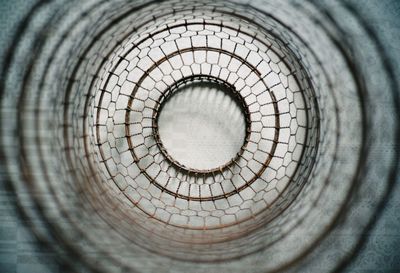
xmin=156 ymin=80 xmax=247 ymax=172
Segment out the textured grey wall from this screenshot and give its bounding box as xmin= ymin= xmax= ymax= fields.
xmin=342 ymin=1 xmax=400 ymax=272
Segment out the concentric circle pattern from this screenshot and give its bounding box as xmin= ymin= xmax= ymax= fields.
xmin=0 ymin=0 xmax=399 ymax=273
xmin=91 ymin=8 xmax=313 ymax=235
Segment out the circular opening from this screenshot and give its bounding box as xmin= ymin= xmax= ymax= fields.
xmin=156 ymin=80 xmax=247 ymax=172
